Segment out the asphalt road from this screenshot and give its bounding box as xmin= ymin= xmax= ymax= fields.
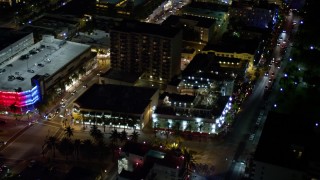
xmin=0 ymin=122 xmax=60 ymax=174
xmin=225 ymin=9 xmax=300 ymax=180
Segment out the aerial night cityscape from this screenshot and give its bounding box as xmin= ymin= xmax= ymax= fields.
xmin=0 ymin=0 xmax=319 ymax=179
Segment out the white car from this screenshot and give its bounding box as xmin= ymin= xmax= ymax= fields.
xmin=71 ymin=90 xmax=77 ymax=95
xmin=46 ymin=113 xmax=55 ymax=120
xmin=61 ymin=103 xmax=66 ymax=108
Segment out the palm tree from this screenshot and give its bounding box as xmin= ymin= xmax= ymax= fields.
xmin=109 ymin=129 xmax=119 ymax=160
xmin=101 ymin=115 xmax=106 ymax=132
xmin=166 ymin=121 xmax=171 ymax=139
xmin=109 ymin=129 xmax=119 ymax=146
xmin=90 ymin=124 xmax=99 ymax=137
xmin=173 ymin=121 xmax=181 ymax=136
xmin=74 ymin=139 xmax=81 ymax=160
xmin=64 ymin=126 xmax=74 ymax=138
xmin=130 ymin=130 xmax=140 ymax=142
xmin=119 ymin=130 xmax=128 ymax=143
xmin=198 ymin=123 xmax=204 ymax=132
xmin=185 ymin=122 xmax=193 ymax=132
xmin=58 ymin=137 xmax=74 ymax=160
xmin=96 ymin=116 xmax=102 ymax=125
xmin=90 ymin=125 xmax=103 ymax=143
xmin=46 ymin=136 xmax=58 ymax=158
xmin=182 ymin=147 xmax=197 ymax=172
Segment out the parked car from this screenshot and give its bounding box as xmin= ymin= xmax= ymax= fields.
xmin=71 ymin=90 xmax=77 ymax=95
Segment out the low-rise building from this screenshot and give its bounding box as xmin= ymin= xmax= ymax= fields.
xmin=117 ymin=141 xmax=187 ymax=180
xmin=20 ymin=14 xmax=81 ymax=42
xmin=72 ymin=84 xmax=159 ymax=130
xmin=202 ymin=37 xmax=262 ymax=67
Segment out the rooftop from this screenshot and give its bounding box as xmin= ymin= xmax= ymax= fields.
xmin=72 ymin=30 xmax=110 ymax=47
xmin=203 ymin=36 xmax=260 ymax=54
xmin=0 ymin=37 xmax=90 ymax=91
xmin=74 ymin=84 xmax=158 ymax=114
xmin=110 ymin=20 xmax=182 ymax=38
xmin=162 ymin=15 xmax=216 ymax=28
xmin=181 ymin=53 xmax=239 ymax=80
xmin=101 ymin=69 xmax=141 ymax=84
xmin=159 ymin=92 xmax=195 ymax=104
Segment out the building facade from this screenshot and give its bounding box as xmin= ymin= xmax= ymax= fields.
xmin=110 ymin=20 xmax=182 ymax=83
xmin=0 ymin=34 xmax=95 ymax=114
xmin=72 ymin=84 xmax=159 ymax=130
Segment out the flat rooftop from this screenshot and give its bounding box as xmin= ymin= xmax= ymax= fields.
xmin=111 ymin=20 xmax=181 ymax=38
xmin=74 ymin=84 xmax=158 ymax=114
xmin=0 ymin=38 xmax=90 ymax=91
xmin=101 ymin=68 xmax=141 ymax=84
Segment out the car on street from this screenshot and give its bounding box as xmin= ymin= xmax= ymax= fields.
xmin=45 ymin=113 xmax=55 ymax=120
xmin=71 ymin=90 xmax=77 ymax=95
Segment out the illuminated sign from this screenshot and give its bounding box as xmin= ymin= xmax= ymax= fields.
xmin=0 ymin=85 xmax=41 ymax=112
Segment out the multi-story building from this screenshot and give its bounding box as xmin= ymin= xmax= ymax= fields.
xmin=201 ymin=37 xmax=262 ymax=67
xmin=229 ymin=1 xmax=278 ymax=29
xmin=72 ymin=29 xmax=111 ymax=69
xmin=150 ymin=53 xmax=239 ymax=135
xmin=152 ymin=92 xmax=232 ymax=135
xmin=96 ymin=0 xmax=164 ymax=20
xmin=0 ymin=0 xmax=24 ymax=6
xmin=259 ymin=0 xmax=283 ymax=6
xmin=0 ymin=33 xmax=95 ymax=114
xmin=162 ymin=15 xmax=216 ymax=43
xmin=20 ymin=14 xmax=81 ymax=42
xmin=180 ymin=53 xmax=238 ymax=95
xmin=0 ymin=28 xmax=33 ymax=64
xmin=181 ymin=1 xmax=229 ymax=26
xmin=110 ymin=20 xmax=182 ymax=83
